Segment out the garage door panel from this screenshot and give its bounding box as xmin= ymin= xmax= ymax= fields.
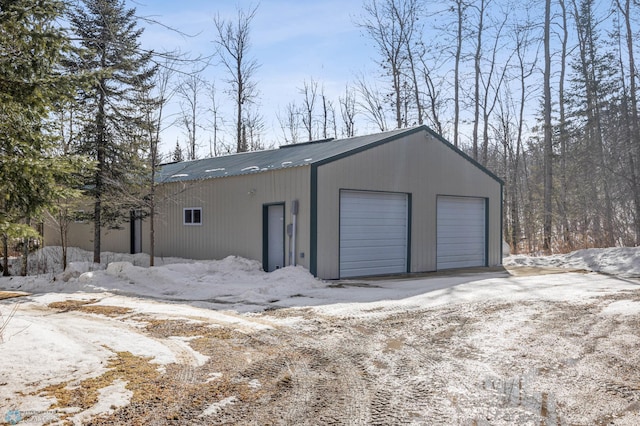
xmin=341 ymin=227 xmax=407 ymax=238
xmin=341 ymin=246 xmax=407 ymax=259
xmin=340 ymin=238 xmax=406 ymax=248
xmin=340 ymin=190 xmax=408 ymax=278
xmin=339 ymin=265 xmax=405 ymax=277
xmin=437 ymin=196 xmax=486 ymax=269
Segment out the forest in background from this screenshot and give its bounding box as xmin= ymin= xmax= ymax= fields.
xmin=2 ymin=0 xmax=640 ymax=275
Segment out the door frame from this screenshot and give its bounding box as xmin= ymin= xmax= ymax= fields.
xmin=262 ymin=202 xmax=286 ymax=272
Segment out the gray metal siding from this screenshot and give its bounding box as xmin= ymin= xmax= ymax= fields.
xmin=153 ymin=167 xmax=311 ymax=268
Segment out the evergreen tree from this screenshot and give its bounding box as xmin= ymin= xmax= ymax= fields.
xmin=66 ymin=0 xmax=157 ymax=263
xmin=0 ymin=0 xmax=91 ymax=275
xmin=567 ymin=0 xmax=617 ymax=247
xmin=172 ymin=141 xmax=185 ymax=163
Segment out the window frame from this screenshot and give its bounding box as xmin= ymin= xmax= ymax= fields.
xmin=183 ymin=207 xmax=202 ymax=226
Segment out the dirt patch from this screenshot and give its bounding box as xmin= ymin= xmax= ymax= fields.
xmin=0 ymin=291 xmax=29 ymax=300
xmin=505 ymin=265 xmax=589 ymax=276
xmin=48 ymin=299 xmax=133 ymax=317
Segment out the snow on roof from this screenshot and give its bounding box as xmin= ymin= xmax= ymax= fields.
xmin=156 ymin=127 xmax=418 ymax=183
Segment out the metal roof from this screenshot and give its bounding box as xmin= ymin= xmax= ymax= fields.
xmin=156 ymin=127 xmax=414 ymax=183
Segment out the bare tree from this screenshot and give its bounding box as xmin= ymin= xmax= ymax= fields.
xmin=277 ymin=102 xmax=301 ymax=144
xmin=300 ymin=78 xmax=318 ymax=141
xmin=207 ymin=80 xmax=225 ymax=157
xmin=357 ymin=0 xmax=417 ymax=128
xmin=321 ymin=85 xmax=332 ymax=139
xmin=557 ymin=0 xmax=571 ymax=249
xmin=508 ymin=14 xmax=539 ymax=254
xmin=471 ymin=0 xmax=490 ymax=161
xmin=480 ymin=11 xmax=511 ymax=165
xmin=339 ymin=85 xmax=357 ymax=137
xmin=244 ymin=106 xmax=266 ymax=151
xmin=214 ymin=5 xmax=260 ymax=153
xmin=543 ymin=0 xmax=553 ymax=253
xmin=142 ymin=58 xmax=176 ymax=267
xmin=176 ymin=71 xmax=204 ymax=160
xmin=356 ymin=76 xmax=388 ymax=131
xmin=452 ymin=0 xmax=468 ymax=147
xmin=417 ymin=51 xmax=445 ymax=135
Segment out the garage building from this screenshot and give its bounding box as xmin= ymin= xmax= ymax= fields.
xmin=46 ymin=126 xmax=503 ymax=279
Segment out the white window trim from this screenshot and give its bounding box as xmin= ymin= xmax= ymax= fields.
xmin=183 ymin=207 xmax=202 ymax=226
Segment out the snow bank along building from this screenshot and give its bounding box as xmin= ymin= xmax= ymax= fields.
xmin=46 ymin=126 xmax=504 ymax=279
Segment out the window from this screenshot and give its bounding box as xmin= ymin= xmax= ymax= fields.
xmin=183 ymin=207 xmax=202 ymax=225
xmin=74 ymin=210 xmax=86 ymax=223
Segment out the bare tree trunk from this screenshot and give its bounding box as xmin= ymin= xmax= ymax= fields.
xmin=58 ymin=210 xmax=69 ymax=271
xmin=20 ymin=217 xmax=30 ymax=276
xmin=472 ymin=0 xmax=485 ymax=161
xmin=322 ymin=91 xmax=328 ymax=139
xmin=339 ymin=85 xmax=356 ymax=137
xmin=300 ymin=78 xmax=317 ymax=141
xmin=543 ymin=0 xmax=553 ymax=253
xmin=453 ymin=0 xmax=465 ymax=147
xmin=407 ymin=49 xmax=422 ymax=125
xmin=558 ymin=0 xmax=571 ymax=250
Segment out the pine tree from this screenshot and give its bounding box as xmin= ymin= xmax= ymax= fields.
xmin=0 ymin=0 xmax=91 ymax=275
xmin=172 ymin=141 xmax=185 ymax=163
xmin=66 ymin=0 xmax=157 ymax=263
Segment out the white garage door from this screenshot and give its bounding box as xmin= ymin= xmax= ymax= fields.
xmin=340 ymin=190 xmax=408 ymax=278
xmin=437 ymin=196 xmax=486 ymax=269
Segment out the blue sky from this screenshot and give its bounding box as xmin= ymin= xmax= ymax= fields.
xmin=131 ymin=0 xmax=379 ymax=155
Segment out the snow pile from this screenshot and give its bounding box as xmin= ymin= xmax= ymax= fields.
xmin=95 ymin=255 xmax=321 ymax=305
xmin=505 ymin=246 xmax=640 ymax=277
xmin=11 ymin=246 xmax=191 ymax=276
xmin=2 ymin=250 xmax=323 ymax=309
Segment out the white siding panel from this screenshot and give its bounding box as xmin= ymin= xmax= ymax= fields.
xmin=340 ymin=191 xmax=408 ymax=278
xmin=437 ymin=196 xmax=486 ymax=269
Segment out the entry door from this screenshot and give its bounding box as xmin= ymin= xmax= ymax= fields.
xmin=131 ymin=210 xmax=143 ymax=254
xmin=264 ymin=204 xmax=285 ymax=272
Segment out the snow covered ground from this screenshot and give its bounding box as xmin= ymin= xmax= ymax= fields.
xmin=3 ymin=245 xmax=638 ymax=312
xmin=505 ymin=246 xmax=640 ymax=277
xmin=0 ymin=246 xmax=639 ymax=424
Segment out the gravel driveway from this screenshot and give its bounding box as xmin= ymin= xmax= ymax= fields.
xmin=1 ymin=268 xmax=639 ymax=425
